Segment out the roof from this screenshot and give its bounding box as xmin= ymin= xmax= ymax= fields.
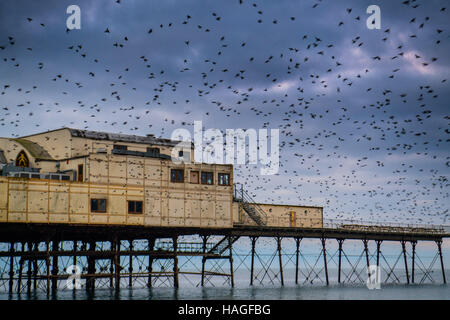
xmin=13 ymin=139 xmax=54 ymax=161
xmin=256 ymin=202 xmax=323 ymax=209
xmin=20 ymin=127 xmax=184 ymax=148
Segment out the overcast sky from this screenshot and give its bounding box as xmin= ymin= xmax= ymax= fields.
xmin=0 ymin=0 xmax=449 ymax=225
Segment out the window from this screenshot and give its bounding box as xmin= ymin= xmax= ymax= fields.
xmin=77 ymin=164 xmax=84 ymax=182
xmin=113 ymin=144 xmax=127 ymax=151
xmin=91 ymin=199 xmax=107 ymax=213
xmin=218 ymin=173 xmax=230 ymax=186
xmin=128 ymin=201 xmax=143 ymax=214
xmin=190 ymin=171 xmax=199 ymax=184
xmin=201 ymin=171 xmax=213 ymax=185
xmin=170 ymin=169 xmax=184 ymax=183
xmin=147 ymin=147 xmax=160 ymax=155
xmin=178 ymin=150 xmax=184 ymax=157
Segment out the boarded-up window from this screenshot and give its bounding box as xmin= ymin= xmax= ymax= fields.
xmin=91 ymin=199 xmax=107 ymax=213
xmin=190 ymin=171 xmax=199 ymax=184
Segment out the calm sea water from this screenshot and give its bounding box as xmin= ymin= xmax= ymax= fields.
xmin=2 ymin=284 xmax=449 ymax=300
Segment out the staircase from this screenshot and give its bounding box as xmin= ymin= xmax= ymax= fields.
xmin=233 ymin=183 xmax=268 ymax=226
xmin=208 ymin=236 xmax=240 ymax=255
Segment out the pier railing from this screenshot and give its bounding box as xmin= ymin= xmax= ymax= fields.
xmin=323 ymin=218 xmax=446 ymax=234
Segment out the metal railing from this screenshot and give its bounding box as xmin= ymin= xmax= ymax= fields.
xmin=233 ymin=183 xmax=268 ymax=226
xmin=323 ymin=218 xmax=446 ymax=234
xmin=155 ymin=241 xmax=215 ymax=253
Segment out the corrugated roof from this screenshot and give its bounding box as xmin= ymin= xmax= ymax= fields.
xmin=13 ymin=139 xmax=54 ymax=161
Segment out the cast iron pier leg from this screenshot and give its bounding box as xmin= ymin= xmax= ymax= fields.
xmin=201 ymin=236 xmax=208 ymax=287
xmin=9 ymin=241 xmax=14 ymax=295
xmin=52 ymin=240 xmax=59 ymax=294
xmin=173 ymin=236 xmax=179 ymax=289
xmin=128 ymin=240 xmax=133 ymax=288
xmin=376 ymin=240 xmax=382 ymax=268
xmin=228 ymin=236 xmax=234 ymax=287
xmin=338 ymin=239 xmax=344 ymax=284
xmin=46 ymin=240 xmax=50 ymax=295
xmin=17 ymin=242 xmax=24 ymax=295
xmin=321 ymin=237 xmax=329 ymax=286
xmin=114 ymin=237 xmax=120 ymax=290
xmin=148 ymin=237 xmax=155 ymax=287
xmin=295 ymin=238 xmax=301 ymax=285
xmin=363 ymin=239 xmax=370 ymax=280
xmin=437 ymin=240 xmax=446 ymax=284
xmin=411 ymin=241 xmax=416 ymax=284
xmin=86 ymin=241 xmax=96 ymax=291
xmin=277 ymin=237 xmax=284 ymax=286
xmin=27 ymin=241 xmax=32 ymax=294
xmin=32 ymin=242 xmax=38 ymax=292
xmin=250 ymin=237 xmax=257 ymax=286
xmin=401 ymin=240 xmax=410 ymax=284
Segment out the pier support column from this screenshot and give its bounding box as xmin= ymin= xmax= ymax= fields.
xmin=437 ymin=240 xmax=446 ymax=284
xmin=337 ymin=239 xmax=344 ymax=284
xmin=401 ymin=240 xmax=410 ymax=284
xmin=277 ymin=237 xmax=284 ymax=286
xmin=86 ymin=241 xmax=96 ymax=291
xmin=27 ymin=241 xmax=32 ymax=294
xmin=45 ymin=240 xmax=50 ymax=295
xmin=173 ymin=236 xmax=179 ymax=289
xmin=109 ymin=240 xmax=114 ymax=288
xmin=9 ymin=241 xmax=15 ymax=295
xmin=228 ymin=236 xmax=234 ymax=288
xmin=363 ymin=239 xmax=370 ymax=279
xmin=52 ymin=240 xmax=59 ymax=293
xmin=411 ymin=241 xmax=416 ymax=284
xmin=376 ymin=240 xmax=382 ymax=268
xmin=17 ymin=242 xmax=25 ymax=294
xmin=73 ymin=240 xmax=78 ymax=286
xmin=250 ymin=237 xmax=257 ymax=286
xmin=321 ymin=237 xmax=329 ymax=286
xmin=114 ymin=237 xmax=120 ymax=290
xmin=32 ymin=242 xmax=38 ymax=292
xmin=295 ymin=238 xmax=301 ymax=285
xmin=201 ymin=236 xmax=208 ymax=287
xmin=147 ymin=237 xmax=155 ymax=287
xmin=128 ymin=240 xmax=133 ymax=288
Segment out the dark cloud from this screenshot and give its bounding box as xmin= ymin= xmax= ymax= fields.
xmin=0 ymin=0 xmax=449 ymax=225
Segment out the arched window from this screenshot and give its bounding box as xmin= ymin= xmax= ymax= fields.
xmin=15 ymin=150 xmax=30 ymax=167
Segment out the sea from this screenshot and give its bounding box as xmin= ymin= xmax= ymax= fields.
xmin=1 ymin=283 xmax=449 ymax=300
xmin=1 ymin=268 xmax=449 ymax=300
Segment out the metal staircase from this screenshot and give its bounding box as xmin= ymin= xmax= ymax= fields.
xmin=233 ymin=183 xmax=268 ymax=226
xmin=208 ymin=236 xmax=240 ymax=255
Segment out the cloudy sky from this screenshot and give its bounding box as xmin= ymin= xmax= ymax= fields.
xmin=0 ymin=0 xmax=449 ymax=225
